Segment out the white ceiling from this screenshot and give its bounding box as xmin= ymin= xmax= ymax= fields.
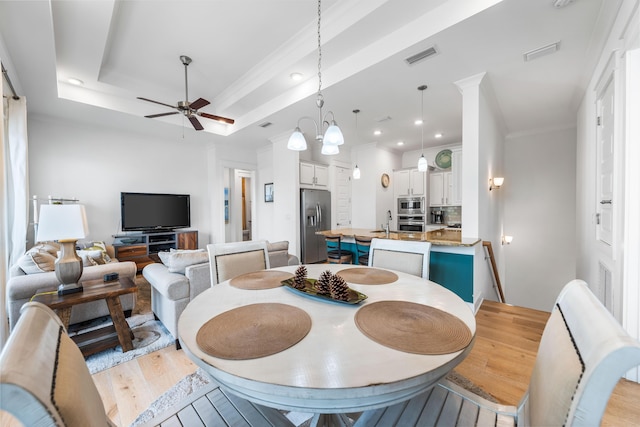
xmin=0 ymin=0 xmax=616 ymax=154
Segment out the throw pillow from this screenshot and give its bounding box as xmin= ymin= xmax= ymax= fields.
xmin=76 ymin=250 xmax=106 ymax=267
xmin=17 ymin=250 xmax=56 ymax=274
xmin=78 ymin=241 xmax=112 ymax=263
xmin=30 ymin=242 xmax=61 ymax=256
xmin=158 ymin=249 xmax=208 ymax=274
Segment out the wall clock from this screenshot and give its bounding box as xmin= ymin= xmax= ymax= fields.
xmin=381 ymin=173 xmax=390 ymax=188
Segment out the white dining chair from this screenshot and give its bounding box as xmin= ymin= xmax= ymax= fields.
xmin=0 ymin=302 xmax=294 ymax=427
xmin=207 ymin=240 xmax=270 ymax=285
xmin=354 ymin=279 xmax=640 ymax=426
xmin=368 ymin=238 xmax=432 ymax=279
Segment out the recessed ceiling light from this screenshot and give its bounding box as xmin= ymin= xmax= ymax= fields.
xmin=434 ymin=133 xmax=443 ymax=138
xmin=374 ymin=130 xmax=382 ymax=136
xmin=67 ymin=78 xmax=84 ymax=86
xmin=397 ymin=141 xmax=404 ymax=146
xmin=414 ymin=119 xmax=423 ymax=125
xmin=290 ymin=72 xmax=303 ymax=81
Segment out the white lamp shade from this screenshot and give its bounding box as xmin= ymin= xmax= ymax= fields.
xmin=323 ymin=122 xmax=344 ymax=146
xmin=417 ymin=154 xmax=428 ymax=172
xmin=36 ymin=204 xmax=89 ymax=242
xmin=287 ymin=128 xmax=307 ymax=151
xmin=493 ymin=177 xmax=505 ymax=187
xmin=321 ymin=143 xmax=339 ymax=155
xmin=353 ymin=165 xmax=361 ymax=179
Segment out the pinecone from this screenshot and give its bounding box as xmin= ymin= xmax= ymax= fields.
xmin=329 ymin=274 xmax=351 ymax=301
xmin=293 ymin=265 xmax=308 ymax=289
xmin=315 ymin=270 xmax=332 ymax=295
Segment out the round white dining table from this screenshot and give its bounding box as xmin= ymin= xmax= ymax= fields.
xmin=178 ymin=264 xmax=476 ymax=419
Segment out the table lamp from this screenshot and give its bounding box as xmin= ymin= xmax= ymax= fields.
xmin=36 ymin=204 xmax=89 ymax=295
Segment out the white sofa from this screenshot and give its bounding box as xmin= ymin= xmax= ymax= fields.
xmin=143 ymin=240 xmax=299 ymax=347
xmin=6 ymin=243 xmax=137 ymax=330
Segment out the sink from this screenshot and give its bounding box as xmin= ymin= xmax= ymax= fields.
xmin=370 ymin=230 xmax=398 ymax=233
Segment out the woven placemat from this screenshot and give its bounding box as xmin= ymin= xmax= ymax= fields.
xmin=355 ymin=301 xmax=472 ymax=355
xmin=196 ymin=303 xmax=311 ymax=360
xmin=337 ymin=267 xmax=398 ymax=285
xmin=229 ymin=270 xmax=293 ymax=290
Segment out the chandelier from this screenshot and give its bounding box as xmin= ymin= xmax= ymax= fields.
xmin=287 ymin=0 xmax=344 ymax=154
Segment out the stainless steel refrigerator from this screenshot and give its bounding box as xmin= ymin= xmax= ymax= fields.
xmin=300 ymin=189 xmax=331 ymax=264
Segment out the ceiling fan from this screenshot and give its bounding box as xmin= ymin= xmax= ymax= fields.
xmin=137 ymin=55 xmax=235 ymax=131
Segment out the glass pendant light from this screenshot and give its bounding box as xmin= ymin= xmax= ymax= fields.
xmin=321 ymin=143 xmax=339 ymax=155
xmin=417 ymin=85 xmax=428 ymax=172
xmin=287 ymin=127 xmax=307 ymax=151
xmin=352 ymin=109 xmax=361 ymax=179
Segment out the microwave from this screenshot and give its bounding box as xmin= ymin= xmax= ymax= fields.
xmin=398 ymin=197 xmax=425 ymax=215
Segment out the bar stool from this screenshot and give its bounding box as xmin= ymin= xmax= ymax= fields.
xmin=325 ymin=234 xmax=352 ymax=264
xmin=354 ymin=235 xmax=372 ymax=266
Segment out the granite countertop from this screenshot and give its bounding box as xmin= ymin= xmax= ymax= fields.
xmin=316 ymin=228 xmax=481 ymax=247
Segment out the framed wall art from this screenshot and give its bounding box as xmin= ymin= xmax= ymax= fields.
xmin=264 ymin=183 xmax=274 ymax=203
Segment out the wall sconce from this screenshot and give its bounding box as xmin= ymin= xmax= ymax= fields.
xmin=490 ymin=177 xmax=504 ymax=191
xmin=502 ymin=235 xmax=513 ymax=245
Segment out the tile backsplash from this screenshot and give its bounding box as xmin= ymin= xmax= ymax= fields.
xmin=430 ymin=205 xmax=462 ymax=225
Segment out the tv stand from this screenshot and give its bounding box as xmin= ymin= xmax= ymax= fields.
xmin=113 ymin=230 xmax=198 ymax=271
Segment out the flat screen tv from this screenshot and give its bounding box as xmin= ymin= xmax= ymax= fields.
xmin=121 ymin=192 xmax=190 ymax=232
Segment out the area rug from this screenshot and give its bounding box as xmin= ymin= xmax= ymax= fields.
xmin=79 ymin=275 xmax=175 ymax=375
xmin=129 ymin=368 xmax=497 ymax=427
xmin=84 ymin=312 xmax=174 ymax=375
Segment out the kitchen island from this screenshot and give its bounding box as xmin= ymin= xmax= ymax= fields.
xmin=316 ymin=228 xmax=482 ymax=308
xmin=316 ymin=227 xmax=480 ymax=247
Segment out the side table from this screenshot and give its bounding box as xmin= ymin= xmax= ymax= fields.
xmin=32 ymin=277 xmax=138 ymax=357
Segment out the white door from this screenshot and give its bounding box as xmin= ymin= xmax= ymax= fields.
xmin=334 ymin=166 xmax=351 ymax=229
xmin=597 ymin=77 xmax=615 ymax=246
xmin=410 ymin=169 xmax=425 ymax=196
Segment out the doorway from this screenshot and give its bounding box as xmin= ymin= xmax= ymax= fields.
xmin=224 ymin=167 xmax=255 ymax=243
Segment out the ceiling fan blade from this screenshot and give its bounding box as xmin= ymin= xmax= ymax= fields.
xmin=145 ymin=112 xmax=180 ymax=118
xmin=189 ymin=116 xmax=204 ymax=131
xmin=137 ymin=97 xmax=177 ymax=109
xmin=189 ymin=97 xmax=210 ymax=110
xmin=198 ymin=112 xmax=235 ymax=125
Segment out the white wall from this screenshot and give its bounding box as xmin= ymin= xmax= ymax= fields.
xmin=28 ymin=114 xmax=213 ymax=246
xmin=504 ymin=128 xmax=577 ymax=311
xmin=27 ymin=114 xmax=261 ymax=249
xmin=351 ymin=143 xmax=401 ymax=229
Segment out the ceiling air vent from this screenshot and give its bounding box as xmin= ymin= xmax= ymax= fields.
xmin=523 ymin=41 xmax=560 ymax=62
xmin=258 ymin=121 xmax=273 ymax=128
xmin=405 ymin=46 xmax=438 ymax=65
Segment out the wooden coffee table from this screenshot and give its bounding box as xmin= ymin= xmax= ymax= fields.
xmin=32 ymin=276 xmax=138 ymax=357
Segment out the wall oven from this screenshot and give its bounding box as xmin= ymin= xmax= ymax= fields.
xmin=397 ymin=215 xmax=426 ymax=232
xmin=397 ymin=197 xmax=425 ymax=215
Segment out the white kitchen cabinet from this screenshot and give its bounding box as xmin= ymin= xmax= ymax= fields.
xmin=430 ymin=149 xmax=462 ymax=207
xmin=300 ymin=161 xmax=329 ymax=189
xmin=394 ymin=168 xmax=426 ymax=198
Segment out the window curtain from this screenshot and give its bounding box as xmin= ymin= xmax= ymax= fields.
xmin=1 ymin=94 xmax=29 ymax=349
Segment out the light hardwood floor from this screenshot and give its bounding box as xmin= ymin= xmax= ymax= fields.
xmin=2 ymin=299 xmax=639 ymax=426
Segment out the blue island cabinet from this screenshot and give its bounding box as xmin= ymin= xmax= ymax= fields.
xmin=429 ymin=246 xmax=474 ymax=303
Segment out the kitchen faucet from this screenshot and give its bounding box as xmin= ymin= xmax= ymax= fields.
xmin=383 ymin=210 xmax=392 ymax=237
